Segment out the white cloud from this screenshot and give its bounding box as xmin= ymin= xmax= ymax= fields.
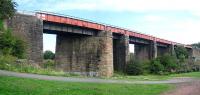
xmin=48 ymin=0 xmax=200 ymax=12
xmin=143 ymin=15 xmax=165 ymax=22
xmin=131 ymin=16 xmax=200 ymax=44
xmin=15 ymin=0 xmax=200 ymax=45
xmin=15 ymin=0 xmax=200 ymax=12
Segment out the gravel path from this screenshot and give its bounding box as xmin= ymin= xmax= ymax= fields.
xmin=162 ymin=80 xmax=200 ymax=95
xmin=0 ymin=70 xmax=195 ymax=84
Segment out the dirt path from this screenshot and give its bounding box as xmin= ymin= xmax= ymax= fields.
xmin=0 ymin=70 xmax=195 ymax=84
xmin=162 ymin=80 xmax=200 ymax=95
xmin=1 ymin=70 xmax=200 ymax=95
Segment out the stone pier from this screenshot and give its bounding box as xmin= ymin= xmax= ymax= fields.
xmin=7 ymin=14 xmax=43 ymax=63
xmin=113 ymin=35 xmax=129 ymax=72
xmin=55 ymin=31 xmax=113 ymax=77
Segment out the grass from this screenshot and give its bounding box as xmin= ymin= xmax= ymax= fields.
xmin=0 ymin=55 xmax=80 ymax=77
xmin=0 ymin=76 xmax=172 ymax=95
xmin=170 ymin=72 xmax=200 ymax=78
xmin=110 ymin=72 xmax=200 ymax=81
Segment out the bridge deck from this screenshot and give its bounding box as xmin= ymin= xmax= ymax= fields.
xmin=35 ymin=12 xmax=191 ymax=48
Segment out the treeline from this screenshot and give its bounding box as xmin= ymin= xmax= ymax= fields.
xmin=0 ymin=0 xmax=26 ymax=58
xmin=192 ymin=42 xmax=200 ymax=48
xmin=126 ymin=46 xmax=200 ymax=75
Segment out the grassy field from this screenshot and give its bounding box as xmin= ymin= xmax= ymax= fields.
xmin=171 ymin=72 xmax=200 ymax=78
xmin=0 ymin=76 xmax=172 ymax=95
xmin=111 ymin=72 xmax=200 ymax=81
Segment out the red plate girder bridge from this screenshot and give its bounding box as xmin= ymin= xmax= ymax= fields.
xmin=36 ymin=12 xmax=191 ymax=48
xmin=7 ymin=11 xmax=195 ymax=77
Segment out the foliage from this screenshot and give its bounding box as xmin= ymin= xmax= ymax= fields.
xmin=0 ymin=55 xmax=77 ymax=77
xmin=176 ymin=61 xmax=192 ymax=73
xmin=42 ymin=59 xmax=56 ymax=68
xmin=0 ymin=21 xmax=26 ymax=58
xmin=43 ymin=50 xmax=55 ymax=60
xmin=159 ymin=54 xmax=177 ymax=72
xmin=12 ymin=38 xmax=26 ymax=58
xmin=126 ymin=60 xmax=144 ymax=75
xmin=0 ymin=0 xmax=17 ymax=19
xmin=0 ymin=76 xmax=171 ymax=95
xmin=149 ymin=58 xmax=164 ymax=74
xmin=174 ymin=46 xmax=188 ymax=62
xmin=0 ymin=55 xmax=16 ymax=70
xmin=192 ymin=42 xmax=200 ymax=48
xmin=127 ymin=53 xmax=178 ymax=75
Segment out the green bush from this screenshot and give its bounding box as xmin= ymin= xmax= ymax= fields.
xmin=12 ymin=38 xmax=26 ymax=58
xmin=175 ymin=46 xmax=188 ymax=60
xmin=159 ymin=54 xmax=177 ymax=72
xmin=192 ymin=42 xmax=200 ymax=48
xmin=149 ymin=59 xmax=164 ymax=74
xmin=0 ymin=55 xmax=75 ymax=77
xmin=42 ymin=59 xmax=56 ymax=68
xmin=43 ymin=50 xmax=55 ymax=60
xmin=0 ymin=20 xmax=26 ymax=58
xmin=126 ymin=60 xmax=144 ymax=75
xmin=0 ymin=55 xmax=16 ymax=70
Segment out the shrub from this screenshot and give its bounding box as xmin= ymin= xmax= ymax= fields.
xmin=177 ymin=62 xmax=191 ymax=73
xmin=0 ymin=29 xmax=15 ymax=55
xmin=43 ymin=50 xmax=55 ymax=60
xmin=42 ymin=59 xmax=56 ymax=68
xmin=149 ymin=59 xmax=164 ymax=74
xmin=0 ymin=20 xmax=26 ymax=58
xmin=12 ymin=38 xmax=26 ymax=58
xmin=126 ymin=60 xmax=144 ymax=75
xmin=159 ymin=54 xmax=177 ymax=72
xmin=175 ymin=46 xmax=188 ymax=60
xmin=0 ymin=55 xmax=17 ymax=70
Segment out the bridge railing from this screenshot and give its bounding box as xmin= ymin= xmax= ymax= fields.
xmin=35 ymin=11 xmax=156 ymax=37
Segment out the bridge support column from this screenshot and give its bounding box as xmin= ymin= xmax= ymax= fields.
xmin=7 ymin=14 xmax=43 ymax=63
xmin=113 ymin=35 xmax=129 ymax=72
xmin=135 ymin=40 xmax=159 ymax=60
xmin=55 ymin=31 xmax=113 ymax=77
xmin=170 ymin=44 xmax=175 ymax=56
xmin=135 ymin=44 xmax=151 ymax=61
xmin=150 ymin=41 xmax=157 ymax=59
xmin=157 ymin=45 xmax=174 ymax=57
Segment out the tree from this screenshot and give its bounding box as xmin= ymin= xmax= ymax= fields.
xmin=149 ymin=58 xmax=164 ymax=74
xmin=43 ymin=50 xmax=55 ymax=60
xmin=192 ymin=42 xmax=200 ymax=48
xmin=159 ymin=54 xmax=177 ymax=72
xmin=0 ymin=0 xmax=17 ymax=20
xmin=0 ymin=28 xmax=15 ymax=55
xmin=126 ymin=60 xmax=144 ymax=75
xmin=175 ymin=46 xmax=188 ymax=62
xmin=0 ymin=0 xmax=26 ymax=58
xmin=0 ymin=24 xmax=26 ymax=58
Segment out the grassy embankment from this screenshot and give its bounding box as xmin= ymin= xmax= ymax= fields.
xmin=0 ymin=76 xmax=172 ymax=95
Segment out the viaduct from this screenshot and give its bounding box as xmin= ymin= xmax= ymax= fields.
xmin=5 ymin=11 xmax=197 ymax=77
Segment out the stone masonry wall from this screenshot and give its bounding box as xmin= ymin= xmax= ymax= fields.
xmin=7 ymin=13 xmax=43 ymax=63
xmin=192 ymin=48 xmax=200 ymax=61
xmin=113 ymin=35 xmax=129 ymax=72
xmin=135 ymin=44 xmax=151 ymax=60
xmin=55 ymin=31 xmax=113 ymax=77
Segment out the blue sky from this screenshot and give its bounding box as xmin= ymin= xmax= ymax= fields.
xmin=15 ymin=0 xmax=200 ymax=53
